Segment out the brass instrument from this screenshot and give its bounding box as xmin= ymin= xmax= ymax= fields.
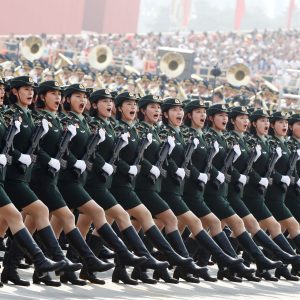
xmin=19 ymin=36 xmax=45 ymax=61
xmin=124 ymin=65 xmax=145 ymax=96
xmin=54 ymin=53 xmax=73 ymax=70
xmin=226 ymin=63 xmax=250 ymax=87
xmin=88 ymin=45 xmax=113 ymax=70
xmin=159 ymin=52 xmax=185 ymax=78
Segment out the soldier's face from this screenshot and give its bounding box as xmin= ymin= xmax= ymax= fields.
xmin=190 ymin=108 xmax=206 ymax=129
xmin=272 ymin=119 xmax=288 ymax=137
xmin=254 ymin=117 xmax=269 ymax=136
xmin=44 ymin=90 xmax=61 ymax=112
xmin=94 ymin=98 xmax=113 ymax=119
xmin=164 ymin=106 xmax=184 ymax=127
xmin=119 ymin=100 xmax=137 ymax=122
xmin=291 ymin=121 xmax=300 ymax=139
xmin=14 ymin=86 xmax=34 ymax=107
xmin=69 ymin=92 xmax=87 ymax=115
xmin=210 ymin=112 xmax=228 ymax=131
xmin=232 ymin=114 xmax=249 ymax=133
xmin=143 ymin=103 xmax=161 ymax=125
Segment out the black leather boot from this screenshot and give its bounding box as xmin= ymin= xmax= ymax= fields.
xmin=37 ymin=226 xmax=82 ymax=272
xmin=131 ymin=266 xmax=157 ymax=284
xmin=112 ymin=258 xmax=138 ymax=285
xmin=66 ymin=228 xmax=114 ymax=273
xmin=121 ymin=226 xmax=169 ymax=270
xmin=195 ymin=230 xmax=243 ymax=269
xmin=60 ymin=271 xmax=86 ymax=285
xmin=98 ymin=224 xmax=146 ymax=267
xmin=79 ymin=268 xmax=105 ymax=284
xmin=145 ymin=225 xmax=192 ymax=267
xmin=33 ymin=271 xmax=61 ymax=286
xmin=253 ymin=230 xmax=298 ymax=264
xmin=98 ymin=244 xmax=115 ymax=261
xmin=275 ymin=265 xmax=299 ymax=281
xmin=153 ymin=268 xmax=179 ymax=283
xmin=255 ymin=270 xmax=278 ymax=281
xmin=173 ymin=266 xmax=200 ymax=283
xmin=236 ymin=232 xmax=282 ymax=272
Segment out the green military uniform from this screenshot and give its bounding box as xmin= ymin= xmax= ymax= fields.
xmin=158 ymin=98 xmax=190 ymax=216
xmin=242 ymin=110 xmax=273 ymax=221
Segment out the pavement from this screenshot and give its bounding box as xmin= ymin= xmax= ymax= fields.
xmin=0 ymin=266 xmax=300 ymax=300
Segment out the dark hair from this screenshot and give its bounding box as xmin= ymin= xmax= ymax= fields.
xmin=183 ymin=113 xmax=192 ymax=127
xmin=162 ymin=113 xmax=169 ymax=125
xmin=63 ymin=96 xmax=71 ymax=111
xmin=115 ymin=108 xmax=122 ymax=120
xmin=214 ymin=91 xmax=223 ymax=100
xmin=8 ymin=88 xmax=20 ymax=104
xmin=226 ymin=116 xmax=235 ymax=131
xmin=137 ymin=109 xmax=145 ymax=121
xmin=268 ymin=120 xmax=276 ymax=136
xmin=249 ymin=121 xmax=257 ymax=135
xmin=35 ymin=92 xmax=47 ymax=109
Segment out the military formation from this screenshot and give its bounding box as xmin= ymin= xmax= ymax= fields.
xmin=0 ymin=71 xmax=299 ymax=291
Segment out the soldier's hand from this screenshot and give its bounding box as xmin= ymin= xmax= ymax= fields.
xmin=74 ymin=160 xmax=86 ymax=174
xmin=48 ymin=158 xmax=61 ymax=172
xmin=98 ymin=128 xmax=106 ymax=144
xmin=175 ymin=168 xmax=185 ymax=180
xmin=0 ymin=154 xmax=7 ymax=167
xmin=281 ymin=175 xmax=291 ymax=186
xmin=14 ymin=120 xmax=21 ymax=135
xmin=128 ymin=165 xmax=138 ymax=176
xmin=167 ymin=136 xmax=175 ymax=155
xmin=216 ymin=171 xmax=225 ymax=184
xmin=67 ymin=124 xmax=77 ymax=140
xmin=150 ymin=165 xmax=160 ymax=179
xmin=41 ymin=118 xmax=49 ymax=137
xmin=238 ymin=174 xmax=247 ymax=186
xmin=18 ymin=154 xmax=32 ymax=167
xmin=102 ymin=162 xmax=114 ymax=176
xmin=198 ymin=172 xmax=208 ymax=184
xmin=259 ymin=177 xmax=268 ymax=188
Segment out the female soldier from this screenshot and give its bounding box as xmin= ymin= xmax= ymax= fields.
xmin=200 ymin=104 xmax=283 ymax=281
xmin=29 ymin=81 xmax=118 ymax=286
xmin=242 ymin=109 xmax=300 ymax=280
xmin=53 ymin=84 xmax=146 ymax=284
xmin=156 ymin=99 xmax=256 ymax=282
xmin=76 ymin=89 xmax=168 ymax=285
xmin=1 ymin=76 xmax=78 ymax=286
xmin=225 ymin=106 xmax=298 ymax=281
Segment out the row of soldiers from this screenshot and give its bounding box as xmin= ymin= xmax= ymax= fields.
xmin=0 ymin=75 xmax=299 ymax=289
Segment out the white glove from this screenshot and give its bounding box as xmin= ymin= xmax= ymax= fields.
xmin=120 ymin=132 xmax=129 ymax=149
xmin=176 ymin=168 xmax=185 ymax=180
xmin=259 ymin=177 xmax=269 ymax=188
xmin=297 ymin=149 xmax=300 ymax=160
xmin=281 ymin=175 xmax=291 ymax=186
xmin=193 ymin=138 xmax=199 ymax=149
xmin=74 ymin=160 xmax=86 ymax=174
xmin=297 ymin=178 xmax=300 ymax=187
xmin=98 ymin=128 xmax=106 ymax=144
xmin=102 ymin=162 xmax=114 ymax=176
xmin=0 ymin=154 xmax=7 ymax=167
xmin=14 ymin=120 xmax=21 ymax=135
xmin=48 ymin=158 xmax=61 ymax=172
xmin=216 ymin=171 xmax=225 ymax=184
xmin=150 ymin=165 xmax=160 ymax=179
xmin=238 ymin=174 xmax=247 ymax=186
xmin=18 ymin=154 xmax=32 ymax=167
xmin=254 ymin=145 xmax=262 ymax=162
xmin=198 ymin=173 xmax=208 ymax=184
xmin=145 ymin=133 xmax=153 ymax=149
xmin=128 ymin=165 xmax=138 ymax=176
xmin=167 ymin=136 xmax=176 ymax=155
xmin=233 ymin=144 xmax=241 ymax=163
xmin=276 ymin=147 xmax=282 ymax=159
xmin=41 ymin=118 xmax=49 ymax=137
xmin=213 ymin=141 xmax=219 ymax=155
xmin=67 ymin=124 xmax=77 ymax=140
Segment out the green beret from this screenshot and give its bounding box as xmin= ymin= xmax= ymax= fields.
xmin=64 ymin=83 xmax=89 ymax=98
xmin=9 ymin=76 xmax=37 ymax=89
xmin=184 ymin=100 xmax=207 ymax=113
xmin=114 ymin=91 xmax=139 ymax=107
xmin=138 ymin=95 xmax=162 ymax=109
xmin=289 ymin=113 xmax=300 ymax=125
xmin=229 ymin=106 xmax=249 ymax=119
xmin=89 ymin=89 xmax=113 ymax=103
xmin=249 ymin=109 xmax=269 ymax=122
xmin=161 ymin=98 xmax=183 ymax=113
xmin=269 ymin=111 xmax=290 ymax=123
xmin=206 ymin=104 xmax=228 ymax=116
xmin=37 ymin=80 xmax=62 ymax=94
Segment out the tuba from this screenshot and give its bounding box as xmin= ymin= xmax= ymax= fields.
xmin=54 ymin=53 xmax=73 ymax=70
xmin=88 ymin=45 xmax=113 ymax=70
xmin=20 ymin=36 xmax=45 ymax=61
xmin=226 ymin=63 xmax=250 ymax=87
xmin=159 ymin=52 xmax=185 ymax=78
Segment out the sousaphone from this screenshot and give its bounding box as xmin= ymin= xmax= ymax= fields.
xmin=88 ymin=45 xmax=113 ymax=70
xmin=20 ymin=36 xmax=45 ymax=61
xmin=159 ymin=52 xmax=185 ymax=78
xmin=226 ymin=63 xmax=250 ymax=87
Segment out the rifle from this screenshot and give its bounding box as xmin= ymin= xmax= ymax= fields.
xmin=234 ymin=138 xmax=259 ymax=193
xmin=48 ymin=128 xmax=73 ymax=177
xmin=147 ymin=140 xmax=169 ymax=184
xmin=258 ymin=140 xmax=281 ymax=195
xmin=198 ymin=137 xmax=217 ymax=192
xmin=213 ymin=135 xmax=238 ymax=190
xmin=128 ymin=131 xmax=151 ymax=182
xmin=74 ymin=128 xmax=104 ymax=179
xmin=99 ymin=132 xmax=127 ymax=182
xmin=19 ymin=118 xmax=47 ymax=174
xmin=282 ymin=145 xmax=299 ymax=192
xmin=0 ymin=114 xmax=20 ymax=175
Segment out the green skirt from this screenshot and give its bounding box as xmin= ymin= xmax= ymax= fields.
xmin=110 ymin=186 xmax=142 ymax=210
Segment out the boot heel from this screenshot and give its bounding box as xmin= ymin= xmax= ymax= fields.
xmin=79 ymin=268 xmax=105 ymax=285
xmin=173 ymin=267 xmax=199 ymax=283
xmin=275 ymin=265 xmax=299 ymax=281
xmin=131 ymin=267 xmax=157 ymax=284
xmin=112 ymin=266 xmax=138 ymax=285
xmin=153 ymin=268 xmax=178 ymax=284
xmin=33 ymin=272 xmax=61 ymax=287
xmin=60 ymin=272 xmax=87 ymax=285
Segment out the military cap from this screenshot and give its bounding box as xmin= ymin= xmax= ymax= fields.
xmin=138 ymin=95 xmax=162 ymax=109
xmin=197 ymin=79 xmax=209 ymax=89
xmin=33 ymin=60 xmax=44 ymax=69
xmin=141 ymin=73 xmax=152 ymax=81
xmin=64 ymin=83 xmax=89 ymax=98
xmin=206 ymin=103 xmax=228 ymax=116
xmin=90 ymin=88 xmax=113 ymax=103
xmin=74 ymin=65 xmax=86 ymax=74
xmin=115 ymin=71 xmax=125 ymax=78
xmin=114 ymin=91 xmax=139 ymax=107
xmin=37 ymin=80 xmax=62 ymax=94
xmin=102 ymin=70 xmax=112 ymax=77
xmin=161 ymin=98 xmax=183 ymax=112
xmin=22 ymin=60 xmax=33 ymax=69
xmin=184 ymin=100 xmax=207 ymax=113
xmin=249 ymin=109 xmax=269 ymax=122
xmin=9 ymin=76 xmax=37 ymax=89
xmin=288 ymin=113 xmax=300 ymax=125
xmin=269 ymin=111 xmax=290 ymax=123
xmin=110 ymin=91 xmax=118 ymax=98
xmin=229 ymin=106 xmax=249 ymax=118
